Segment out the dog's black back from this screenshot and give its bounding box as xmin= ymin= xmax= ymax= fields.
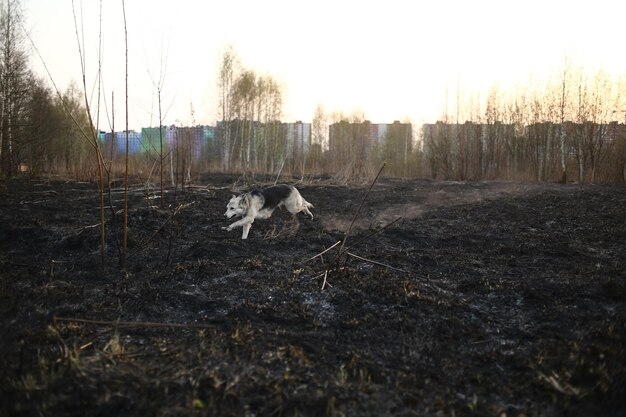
xmin=252 ymin=184 xmax=292 ymax=210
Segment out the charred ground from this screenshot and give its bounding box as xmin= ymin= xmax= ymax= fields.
xmin=1 ymin=174 xmax=625 ymax=417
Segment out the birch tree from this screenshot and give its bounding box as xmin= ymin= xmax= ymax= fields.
xmin=586 ymin=71 xmax=618 ymax=183
xmin=309 ymin=103 xmax=326 ymax=173
xmin=217 ymin=46 xmax=239 ymax=171
xmin=0 ymin=0 xmax=28 ymax=176
xmin=557 ymin=59 xmax=570 ymax=183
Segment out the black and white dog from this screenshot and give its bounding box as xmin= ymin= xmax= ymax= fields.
xmin=223 ymin=184 xmax=314 ymax=239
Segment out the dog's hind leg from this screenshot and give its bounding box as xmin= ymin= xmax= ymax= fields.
xmin=285 ymin=194 xmax=314 ymax=220
xmin=302 ymin=205 xmax=314 ymax=219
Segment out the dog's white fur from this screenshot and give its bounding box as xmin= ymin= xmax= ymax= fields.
xmin=223 ymin=184 xmax=314 ymax=239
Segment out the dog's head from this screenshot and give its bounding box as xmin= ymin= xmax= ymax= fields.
xmin=224 ymin=194 xmax=249 ymax=219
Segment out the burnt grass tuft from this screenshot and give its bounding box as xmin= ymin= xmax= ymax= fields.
xmin=1 ymin=175 xmax=625 ymax=416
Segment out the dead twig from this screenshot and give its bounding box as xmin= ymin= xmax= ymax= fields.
xmin=53 ymin=316 xmax=214 ymax=330
xmin=346 ymin=252 xmax=409 ymax=274
xmin=321 ymin=270 xmax=330 ymax=290
xmin=76 ymin=223 xmax=102 ymax=234
xmin=173 ymin=201 xmax=196 ymax=214
xmin=538 ymin=371 xmax=586 ymax=397
xmin=303 ymin=240 xmax=342 ymax=263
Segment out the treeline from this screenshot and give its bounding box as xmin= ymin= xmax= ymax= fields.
xmin=424 ymin=120 xmax=626 ymax=183
xmin=423 ymin=69 xmax=626 ymax=183
xmin=0 ymin=1 xmax=93 ymax=178
xmin=215 ymin=49 xmax=625 ymax=184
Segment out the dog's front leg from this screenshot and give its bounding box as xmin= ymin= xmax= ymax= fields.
xmin=242 ymin=222 xmax=252 ymax=239
xmin=238 ymin=208 xmax=258 ymax=239
xmin=224 ymin=215 xmax=255 ymax=239
xmin=224 ymin=217 xmax=249 ymax=232
xmin=238 ymin=216 xmax=255 ymax=239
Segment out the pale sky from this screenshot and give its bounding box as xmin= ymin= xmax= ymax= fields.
xmin=25 ymin=0 xmax=626 ymax=131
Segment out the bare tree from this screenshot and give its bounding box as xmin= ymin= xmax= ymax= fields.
xmin=217 ymin=46 xmax=239 ymax=172
xmin=232 ymin=69 xmax=256 ymax=171
xmin=585 ymin=71 xmax=618 ymax=183
xmin=260 ymin=77 xmax=283 ymax=173
xmin=309 ymin=103 xmax=326 ymax=174
xmin=264 ymin=78 xmax=283 ymax=175
xmin=0 ymin=0 xmax=29 ymax=176
xmin=120 ymin=0 xmax=129 ymax=270
xmin=382 ymin=121 xmax=412 ymax=177
xmin=22 ymin=76 xmax=59 ymax=175
xmin=51 ymin=84 xmax=91 ymax=176
xmin=557 ymin=58 xmax=570 ymax=183
xmin=72 ymin=0 xmax=108 ymax=268
xmin=327 ymin=111 xmax=378 ymax=183
xmin=146 ymin=40 xmax=170 ymax=207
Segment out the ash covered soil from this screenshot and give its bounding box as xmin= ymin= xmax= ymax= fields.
xmin=1 ymin=174 xmax=625 ymax=417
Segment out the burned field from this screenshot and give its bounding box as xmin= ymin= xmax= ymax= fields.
xmin=1 ymin=175 xmax=625 ymax=417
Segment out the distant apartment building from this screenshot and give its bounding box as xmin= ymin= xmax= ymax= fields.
xmin=176 ymin=125 xmax=217 ymax=160
xmin=140 ymin=126 xmax=176 ymax=154
xmin=284 ymin=121 xmax=311 ymax=154
xmin=98 ymin=126 xmax=216 ymax=162
xmin=98 ymin=130 xmax=142 ymax=157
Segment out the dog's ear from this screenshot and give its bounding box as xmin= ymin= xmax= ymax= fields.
xmin=241 ymin=194 xmax=250 ymax=210
xmin=231 ymin=194 xmax=236 ymax=200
